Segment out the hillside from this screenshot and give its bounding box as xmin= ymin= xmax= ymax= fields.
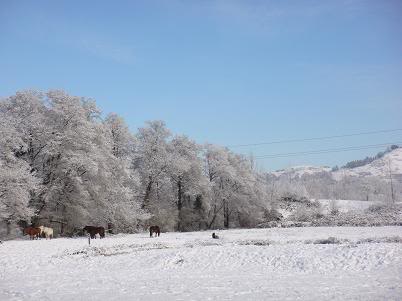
xmin=333 ymin=147 xmax=402 ymax=180
xmin=270 ymin=166 xmax=332 ymax=179
xmin=269 ymin=147 xmax=402 ymax=182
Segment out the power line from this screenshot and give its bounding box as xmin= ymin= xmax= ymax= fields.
xmin=253 ymin=142 xmax=401 ymax=159
xmin=227 ymin=128 xmax=402 ymax=148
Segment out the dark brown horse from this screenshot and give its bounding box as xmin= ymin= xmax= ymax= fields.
xmin=149 ymin=226 xmax=160 ymax=237
xmin=83 ymin=226 xmax=105 ymax=239
xmin=24 ymin=227 xmax=41 ymax=240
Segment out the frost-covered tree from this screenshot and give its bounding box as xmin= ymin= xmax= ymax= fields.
xmin=1 ymin=89 xmax=397 ymax=237
xmin=131 ymin=120 xmax=174 ymax=228
xmin=0 ymin=111 xmax=38 ymax=234
xmin=167 ymin=135 xmax=207 ymax=231
xmin=104 ymin=113 xmax=135 ymax=159
xmin=204 ymin=145 xmax=266 ymax=229
xmin=0 ymin=91 xmax=148 ymax=236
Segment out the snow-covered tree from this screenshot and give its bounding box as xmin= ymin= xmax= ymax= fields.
xmin=1 ymin=89 xmax=398 ymax=237
xmin=104 ymin=113 xmax=135 ymax=159
xmin=203 ymin=145 xmax=266 ymax=229
xmin=167 ymin=135 xmax=207 ymax=231
xmin=0 ymin=110 xmax=38 ymax=234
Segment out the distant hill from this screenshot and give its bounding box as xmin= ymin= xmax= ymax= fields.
xmin=342 ymin=145 xmax=399 ymax=169
xmin=268 ymin=146 xmax=402 ymax=181
xmin=269 ymin=165 xmax=332 ymax=179
xmin=333 ymin=146 xmax=402 ymax=180
xmin=265 ymin=147 xmax=402 ymax=203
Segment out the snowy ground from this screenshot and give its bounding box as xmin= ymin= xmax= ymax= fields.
xmin=316 ymin=199 xmax=381 ymax=214
xmin=1 ymin=227 xmax=402 ymax=301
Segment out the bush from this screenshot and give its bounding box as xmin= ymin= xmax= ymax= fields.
xmin=262 ymin=208 xmax=283 ymax=222
xmin=311 ymin=203 xmax=402 ymax=227
xmin=288 ymin=206 xmax=322 ymax=223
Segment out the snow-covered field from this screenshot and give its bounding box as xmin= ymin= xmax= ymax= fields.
xmin=316 ymin=199 xmax=381 ymax=214
xmin=1 ymin=227 xmax=402 ymax=301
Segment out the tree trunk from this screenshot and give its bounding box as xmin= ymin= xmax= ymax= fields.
xmin=208 ymin=209 xmax=218 ymax=229
xmin=223 ymin=200 xmax=229 ymax=229
xmin=207 ymin=202 xmax=224 ymax=229
xmin=142 ymin=177 xmax=153 ymax=209
xmin=177 ymin=178 xmax=183 ymax=231
xmin=6 ymin=221 xmax=11 ymax=235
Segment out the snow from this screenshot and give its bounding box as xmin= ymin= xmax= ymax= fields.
xmin=271 ymin=165 xmax=331 ymax=178
xmin=316 ymin=199 xmax=381 ymax=214
xmin=1 ymin=227 xmax=402 ymax=300
xmin=333 ymin=148 xmax=402 ymax=179
xmin=277 ymin=199 xmax=381 ymax=218
xmin=269 ymin=148 xmax=402 ymax=182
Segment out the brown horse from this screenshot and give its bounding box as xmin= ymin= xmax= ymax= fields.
xmin=24 ymin=227 xmax=41 ymax=240
xmin=83 ymin=226 xmax=105 ymax=239
xmin=149 ymin=226 xmax=160 ymax=237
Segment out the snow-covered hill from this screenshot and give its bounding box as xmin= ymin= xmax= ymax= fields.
xmin=333 ymin=147 xmax=402 ymax=180
xmin=269 ymin=147 xmax=402 ymax=182
xmin=1 ymin=227 xmax=402 ymax=300
xmin=270 ymin=165 xmax=331 ymax=179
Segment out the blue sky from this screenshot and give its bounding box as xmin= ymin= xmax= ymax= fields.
xmin=1 ymin=0 xmax=401 ymax=170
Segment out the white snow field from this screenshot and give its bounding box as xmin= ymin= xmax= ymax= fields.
xmin=316 ymin=199 xmax=381 ymax=214
xmin=1 ymin=227 xmax=402 ymax=301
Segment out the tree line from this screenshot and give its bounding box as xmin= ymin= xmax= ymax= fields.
xmin=0 ymin=90 xmax=267 ymax=235
xmin=0 ymin=90 xmax=396 ymax=236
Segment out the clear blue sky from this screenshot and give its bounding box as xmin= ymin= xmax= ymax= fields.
xmin=1 ymin=0 xmax=401 ymax=170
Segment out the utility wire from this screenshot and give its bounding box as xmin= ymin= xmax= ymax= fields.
xmin=253 ymin=142 xmax=401 ymax=159
xmin=227 ymin=128 xmax=402 ymax=148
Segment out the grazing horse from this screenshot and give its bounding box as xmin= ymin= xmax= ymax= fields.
xmin=39 ymin=226 xmax=54 ymax=239
xmin=23 ymin=227 xmax=41 ymax=240
xmin=83 ymin=226 xmax=105 ymax=239
xmin=149 ymin=226 xmax=160 ymax=237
